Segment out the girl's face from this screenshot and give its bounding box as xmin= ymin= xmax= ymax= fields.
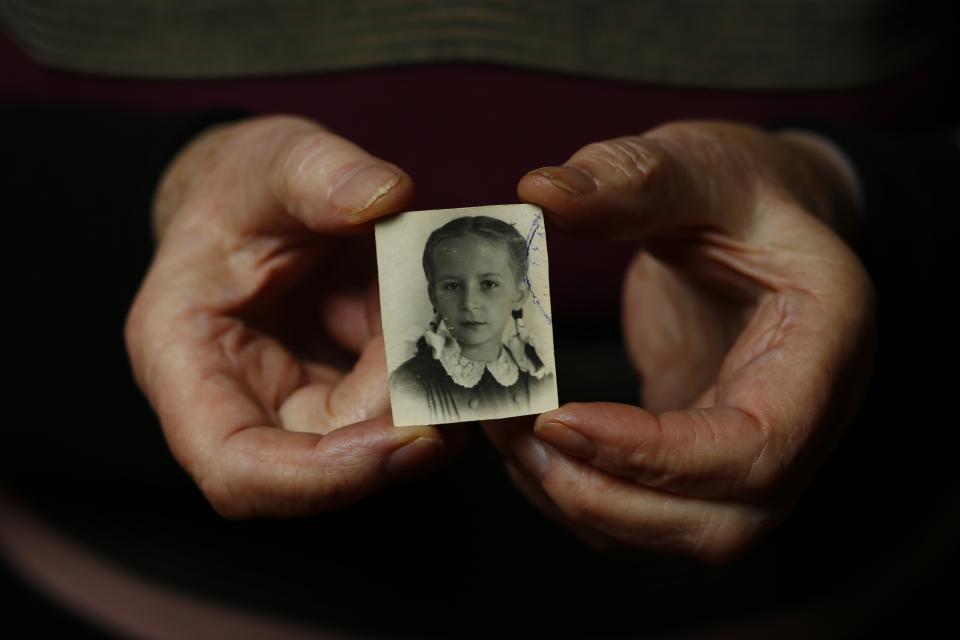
xmin=430 ymin=235 xmax=525 ymax=361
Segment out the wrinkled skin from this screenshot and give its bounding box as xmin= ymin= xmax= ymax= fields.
xmin=483 ymin=122 xmax=875 ymax=563
xmin=125 ymin=116 xmax=465 ymax=519
xmin=126 ymin=116 xmax=874 ymax=564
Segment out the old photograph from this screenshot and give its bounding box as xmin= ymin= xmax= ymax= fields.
xmin=376 ymin=204 xmax=559 ymax=426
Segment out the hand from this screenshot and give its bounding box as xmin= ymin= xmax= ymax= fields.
xmin=126 ymin=115 xmax=460 ymax=518
xmin=484 ymin=121 xmax=875 ymax=562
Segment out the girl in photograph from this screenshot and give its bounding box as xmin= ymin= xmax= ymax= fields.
xmin=390 ymin=215 xmax=553 ymax=423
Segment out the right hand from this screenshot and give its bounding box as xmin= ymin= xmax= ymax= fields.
xmin=125 ymin=115 xmax=462 ymax=518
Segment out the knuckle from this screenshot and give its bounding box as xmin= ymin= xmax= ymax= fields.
xmin=255 ymin=114 xmax=318 ymax=133
xmin=122 ymin=297 xmax=145 ymax=368
xmin=277 ymin=130 xmax=374 ymax=222
xmin=123 ymin=288 xmax=168 ymax=398
xmin=623 ymin=413 xmax=677 ymax=488
xmin=626 ymin=443 xmax=677 ymax=488
xmin=280 ymin=132 xmax=334 ymax=207
xmin=739 ymin=447 xmax=786 ymax=498
xmin=577 ymin=137 xmax=666 ymax=186
xmin=729 ymin=413 xmax=787 ymax=499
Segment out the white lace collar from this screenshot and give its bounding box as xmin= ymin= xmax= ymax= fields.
xmin=422 ymin=321 xmax=550 ymax=389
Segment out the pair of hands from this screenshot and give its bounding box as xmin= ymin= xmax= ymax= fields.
xmin=125 ymin=115 xmax=874 ymax=561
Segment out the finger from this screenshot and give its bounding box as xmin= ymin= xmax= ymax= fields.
xmin=153 ymin=119 xmax=413 ymax=316
xmin=622 ymin=251 xmax=745 ymax=412
xmin=208 ymin=419 xmax=446 ymax=518
xmin=517 ymin=122 xmax=767 ymax=239
xmin=317 ymin=269 xmax=383 ymax=355
xmin=269 ymin=118 xmax=414 ymax=232
xmin=167 ymin=116 xmax=414 ymax=241
xmin=484 ymin=419 xmax=627 ymax=550
xmin=535 ymin=265 xmax=874 ymax=503
xmin=319 ymin=287 xmax=373 ymax=354
xmin=512 ymin=432 xmax=770 ymax=563
xmin=504 ymin=461 xmax=625 ymax=551
xmin=280 ymin=336 xmax=391 ymax=434
xmin=148 ymin=335 xmax=444 ymax=518
xmin=532 ymin=402 xmax=771 ymax=500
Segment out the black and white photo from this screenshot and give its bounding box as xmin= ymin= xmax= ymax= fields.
xmin=376 ymin=204 xmax=559 ymax=426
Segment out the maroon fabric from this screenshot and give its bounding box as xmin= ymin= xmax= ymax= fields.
xmin=1 ymin=32 xmax=950 ymax=319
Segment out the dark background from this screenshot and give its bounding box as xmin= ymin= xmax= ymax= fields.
xmin=2 ymin=25 xmax=958 ymax=639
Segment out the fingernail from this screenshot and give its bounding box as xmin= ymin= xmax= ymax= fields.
xmin=330 ymin=164 xmax=401 ymax=216
xmin=385 ymin=436 xmax=444 ymax=476
xmin=528 ymin=166 xmax=597 ymax=195
xmin=534 ymin=421 xmax=596 ymax=459
xmin=514 ymin=434 xmax=549 ymax=479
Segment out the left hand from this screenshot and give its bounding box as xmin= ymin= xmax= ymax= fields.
xmin=483 ymin=121 xmax=875 ymax=562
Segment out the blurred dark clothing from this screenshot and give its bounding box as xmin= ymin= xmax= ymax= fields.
xmin=0 ymin=0 xmax=952 ymax=89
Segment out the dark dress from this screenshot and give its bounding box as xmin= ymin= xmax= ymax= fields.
xmin=390 ymin=337 xmax=548 ymax=424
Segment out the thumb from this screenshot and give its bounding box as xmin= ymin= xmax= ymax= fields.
xmin=156 ymin=115 xmax=415 ymax=241
xmin=268 ymin=117 xmax=415 ymax=233
xmin=518 ymin=122 xmax=770 ymax=239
